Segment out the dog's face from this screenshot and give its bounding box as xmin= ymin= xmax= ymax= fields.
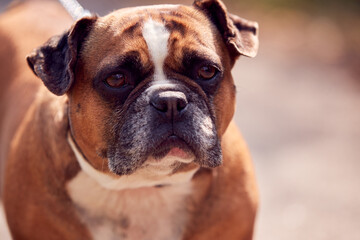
xmin=27 ymin=0 xmax=258 ymax=179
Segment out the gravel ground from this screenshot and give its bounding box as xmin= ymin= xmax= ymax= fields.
xmin=1 ymin=0 xmax=359 ymax=239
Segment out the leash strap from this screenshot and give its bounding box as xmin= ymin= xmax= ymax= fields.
xmin=58 ymin=0 xmax=92 ymax=20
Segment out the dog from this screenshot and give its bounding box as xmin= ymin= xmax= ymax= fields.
xmin=0 ymin=0 xmax=259 ymax=239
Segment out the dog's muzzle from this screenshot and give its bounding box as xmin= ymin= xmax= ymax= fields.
xmin=107 ymin=83 xmax=222 ymax=175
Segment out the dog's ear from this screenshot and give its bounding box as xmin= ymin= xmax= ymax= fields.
xmin=193 ymin=0 xmax=259 ymax=59
xmin=27 ymin=16 xmax=97 ymax=96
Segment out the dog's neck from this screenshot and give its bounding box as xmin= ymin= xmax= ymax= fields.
xmin=67 ymin=133 xmax=199 ymax=191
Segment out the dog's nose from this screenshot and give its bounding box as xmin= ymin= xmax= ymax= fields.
xmin=150 ymin=91 xmax=188 ymax=119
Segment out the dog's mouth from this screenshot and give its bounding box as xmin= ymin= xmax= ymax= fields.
xmin=150 ymin=135 xmax=195 ymax=161
xmin=107 ymin=85 xmax=222 ymax=176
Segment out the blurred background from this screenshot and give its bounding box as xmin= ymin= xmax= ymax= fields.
xmin=0 ymin=0 xmax=359 ymax=239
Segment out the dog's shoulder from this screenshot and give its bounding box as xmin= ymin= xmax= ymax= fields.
xmin=0 ymin=1 xmax=73 ymax=162
xmin=182 ymin=122 xmax=259 ymax=239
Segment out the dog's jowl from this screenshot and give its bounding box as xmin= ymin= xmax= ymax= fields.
xmin=0 ymin=0 xmax=259 ymax=239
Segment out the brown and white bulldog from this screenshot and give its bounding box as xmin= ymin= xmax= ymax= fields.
xmin=0 ymin=0 xmax=259 ymax=239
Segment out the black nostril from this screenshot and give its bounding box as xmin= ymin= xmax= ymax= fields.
xmin=177 ymin=97 xmax=187 ymax=111
xmin=150 ymin=91 xmax=188 ymax=118
xmin=151 ymin=95 xmax=168 ymax=112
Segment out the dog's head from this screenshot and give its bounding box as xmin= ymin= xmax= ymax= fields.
xmin=27 ymin=0 xmax=258 ymax=181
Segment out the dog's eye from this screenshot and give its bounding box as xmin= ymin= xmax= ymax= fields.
xmin=105 ymin=73 xmax=128 ymax=88
xmin=197 ymin=65 xmax=217 ymax=80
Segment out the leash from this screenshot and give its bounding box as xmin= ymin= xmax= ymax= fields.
xmin=58 ymin=0 xmax=92 ymax=20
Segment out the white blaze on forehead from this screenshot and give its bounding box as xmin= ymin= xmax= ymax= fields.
xmin=131 ymin=4 xmax=179 ymax=11
xmin=142 ymin=18 xmax=170 ymax=82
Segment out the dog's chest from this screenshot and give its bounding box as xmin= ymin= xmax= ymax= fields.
xmin=66 ymin=171 xmax=192 ymax=240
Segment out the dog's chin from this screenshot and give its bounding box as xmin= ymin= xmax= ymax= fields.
xmin=108 ymin=127 xmax=222 ymax=176
xmin=109 ymin=136 xmax=196 ymax=176
xmin=143 ymin=136 xmax=196 ymax=172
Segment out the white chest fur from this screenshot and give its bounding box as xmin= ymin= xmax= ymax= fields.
xmin=66 ymin=171 xmax=193 ymax=240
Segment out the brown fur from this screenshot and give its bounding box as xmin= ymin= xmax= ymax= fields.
xmin=68 ymin=6 xmax=237 ymax=172
xmin=0 ymin=0 xmax=258 ymax=239
xmin=0 ymin=1 xmax=91 ymax=239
